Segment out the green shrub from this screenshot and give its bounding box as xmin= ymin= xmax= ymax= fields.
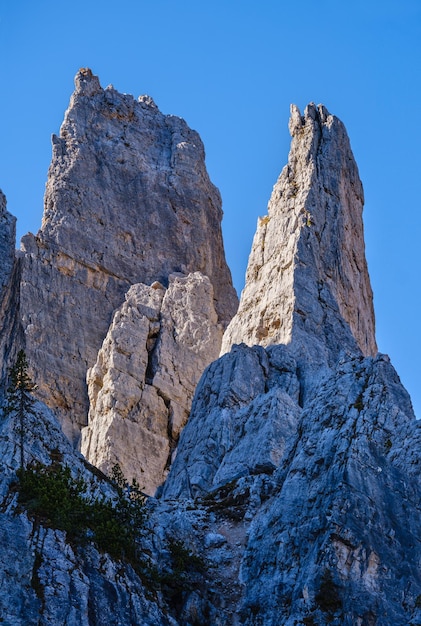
xmin=16 ymin=461 xmax=147 ymax=572
xmin=167 ymin=538 xmax=206 ymax=577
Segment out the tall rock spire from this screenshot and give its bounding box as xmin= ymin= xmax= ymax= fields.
xmin=161 ymin=107 xmax=420 ymax=624
xmin=19 ymin=69 xmax=238 ymax=441
xmin=222 ymin=103 xmax=377 ymax=364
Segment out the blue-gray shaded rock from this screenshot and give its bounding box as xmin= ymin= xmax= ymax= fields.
xmin=0 ymin=400 xmax=177 ymax=626
xmin=237 ymin=354 xmax=421 ymax=625
xmin=162 ymin=343 xmax=301 ymax=499
xmin=162 ymin=345 xmax=421 ymax=623
xmin=0 ymin=190 xmax=20 ymax=385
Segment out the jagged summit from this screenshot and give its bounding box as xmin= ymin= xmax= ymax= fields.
xmin=73 ymin=66 xmax=102 ymax=96
xmin=40 ymin=67 xmax=236 ymax=318
xmin=18 ymin=68 xmax=238 ymax=441
xmin=222 ymin=102 xmax=377 ymax=367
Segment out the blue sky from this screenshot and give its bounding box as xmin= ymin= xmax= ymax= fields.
xmin=1 ymin=1 xmax=420 ymax=417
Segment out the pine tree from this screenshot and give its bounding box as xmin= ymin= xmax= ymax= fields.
xmin=4 ymin=350 xmax=37 ymax=469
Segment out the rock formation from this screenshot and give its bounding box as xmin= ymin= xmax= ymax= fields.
xmin=19 ymin=68 xmax=237 ymax=441
xmin=161 ymin=104 xmax=421 ymax=623
xmin=222 ymin=103 xmax=377 ymax=365
xmin=81 ymin=272 xmax=223 ymax=495
xmin=0 ymin=191 xmax=15 ymax=301
xmin=0 ymin=86 xmax=420 ymax=625
xmin=0 ymin=190 xmax=20 ymax=385
xmin=162 ymin=345 xmax=421 ymax=624
xmin=0 ymin=399 xmax=180 ymax=626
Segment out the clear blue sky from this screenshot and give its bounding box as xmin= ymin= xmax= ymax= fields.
xmin=1 ymin=1 xmax=420 ymax=417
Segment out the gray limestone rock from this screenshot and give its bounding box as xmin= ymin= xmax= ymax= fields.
xmin=159 ymin=104 xmax=421 ymax=623
xmin=81 ymin=271 xmax=223 ymax=495
xmin=0 ymin=190 xmax=20 ymax=385
xmin=0 ymin=190 xmax=15 ymax=298
xmin=19 ymin=68 xmax=237 ymax=441
xmin=221 ymin=103 xmax=377 ymax=368
xmin=162 ymin=343 xmax=301 ymax=499
xmin=237 ymin=354 xmax=421 ymax=625
xmin=162 ymin=345 xmax=421 ymax=623
xmin=1 ymin=90 xmax=420 ymax=625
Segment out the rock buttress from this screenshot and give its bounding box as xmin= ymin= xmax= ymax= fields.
xmin=19 ymin=69 xmax=237 ymax=441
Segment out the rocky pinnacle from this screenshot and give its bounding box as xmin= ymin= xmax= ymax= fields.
xmin=222 ymin=103 xmax=377 ymax=365
xmin=19 ymin=68 xmax=238 ymax=441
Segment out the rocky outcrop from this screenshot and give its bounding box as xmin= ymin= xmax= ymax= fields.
xmin=1 ymin=352 xmax=420 ymax=625
xmin=162 ymin=343 xmax=301 ymax=499
xmin=19 ymin=68 xmax=237 ymax=441
xmin=222 ymin=103 xmax=377 ymax=367
xmin=236 ymin=353 xmax=421 ymax=625
xmin=0 ymin=396 xmax=183 ymax=626
xmin=162 ymin=346 xmax=421 ymax=624
xmin=0 ymin=191 xmax=15 ymax=299
xmin=0 ymin=190 xmax=20 ymax=385
xmin=81 ymin=272 xmax=223 ymax=495
xmin=161 ymin=104 xmax=421 ymax=623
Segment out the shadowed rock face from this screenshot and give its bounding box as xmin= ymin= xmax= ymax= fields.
xmin=222 ymin=103 xmax=376 ymax=366
xmin=0 ymin=190 xmax=20 ymax=385
xmin=18 ymin=68 xmax=237 ymax=441
xmin=0 ymin=400 xmax=179 ymax=626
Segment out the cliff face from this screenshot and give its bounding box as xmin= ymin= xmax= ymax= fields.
xmin=0 ymin=400 xmax=180 ymax=626
xmin=222 ymin=104 xmax=377 ymax=365
xmin=0 ymin=87 xmax=420 ymax=626
xmin=0 ymin=190 xmax=20 ymax=385
xmin=162 ymin=344 xmax=421 ymax=623
xmin=80 ymin=272 xmax=223 ymax=495
xmin=19 ymin=69 xmax=237 ymax=441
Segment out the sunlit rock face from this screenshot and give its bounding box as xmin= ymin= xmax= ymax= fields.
xmin=222 ymin=103 xmax=376 ymax=367
xmin=18 ymin=68 xmax=237 ymax=441
xmin=81 ymin=272 xmax=223 ymax=495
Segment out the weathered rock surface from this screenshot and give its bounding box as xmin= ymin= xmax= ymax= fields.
xmin=19 ymin=68 xmax=237 ymax=441
xmin=0 ymin=190 xmax=20 ymax=385
xmin=0 ymin=401 xmax=179 ymax=626
xmin=0 ymin=191 xmax=15 ymax=299
xmin=162 ymin=343 xmax=302 ymax=499
xmin=222 ymin=103 xmax=377 ymax=366
xmin=236 ymin=353 xmax=421 ymax=625
xmin=81 ymin=272 xmax=223 ymax=495
xmin=162 ymin=346 xmax=421 ymax=623
xmin=161 ymin=105 xmax=421 ymax=623
xmin=1 ymin=90 xmax=420 ymax=626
